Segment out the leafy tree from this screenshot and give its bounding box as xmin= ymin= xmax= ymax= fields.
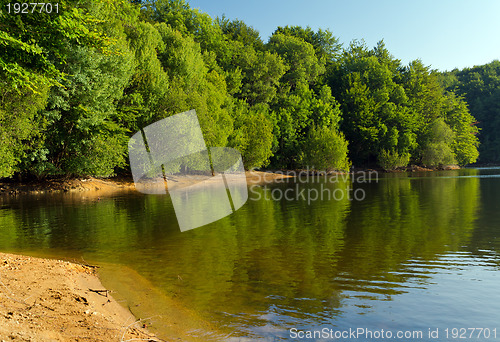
xmin=328 ymin=41 xmax=478 ymax=168
xmin=328 ymin=41 xmax=411 ymax=164
xmin=227 ymin=43 xmax=286 ymax=106
xmin=267 ymin=33 xmax=325 ymax=88
xmin=439 ymin=60 xmax=499 ymax=162
xmin=150 ymin=0 xmax=226 ymax=56
xmin=0 ymin=80 xmax=49 ymax=178
xmin=302 ymin=125 xmax=350 ymax=171
xmin=421 ymin=118 xmax=456 ymax=167
xmin=120 ymin=20 xmax=169 ymax=132
xmin=155 ymin=23 xmax=233 ymax=148
xmin=38 ymin=42 xmax=134 ymax=176
xmin=402 ymin=62 xmax=479 ymax=166
xmin=0 ymin=0 xmax=108 ymax=91
xmin=228 ymin=101 xmax=274 ymax=169
xmin=0 ymin=0 xmax=119 ymax=178
xmin=274 ymin=25 xmax=342 ymax=64
xmin=401 ymin=60 xmax=444 ymax=124
xmin=442 ymin=93 xmax=479 ymax=165
xmin=378 ymin=149 xmax=410 ymax=170
xmin=268 ymin=81 xmax=347 ymax=168
xmin=265 ymin=30 xmax=350 ymax=169
xmin=217 ymin=16 xmax=264 ymax=51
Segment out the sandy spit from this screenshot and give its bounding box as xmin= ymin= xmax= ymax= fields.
xmin=0 ymin=171 xmax=292 ymax=196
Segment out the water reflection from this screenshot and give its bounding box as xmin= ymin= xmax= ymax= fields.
xmin=1 ymin=169 xmax=499 ymax=341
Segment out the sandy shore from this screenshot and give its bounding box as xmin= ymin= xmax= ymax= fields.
xmin=0 ymin=253 xmax=160 ymax=342
xmin=0 ymin=171 xmax=292 ymax=196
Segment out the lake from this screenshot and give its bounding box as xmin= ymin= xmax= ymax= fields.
xmin=1 ymin=168 xmax=499 ymax=341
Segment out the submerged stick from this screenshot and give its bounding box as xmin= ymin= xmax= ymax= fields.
xmin=88 ymin=289 xmax=109 ymax=297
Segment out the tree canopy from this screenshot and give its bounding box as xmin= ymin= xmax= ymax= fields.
xmin=0 ymin=0 xmax=483 ymax=179
xmin=438 ymin=60 xmax=499 ymax=163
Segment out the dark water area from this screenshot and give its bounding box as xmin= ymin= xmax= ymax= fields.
xmin=1 ymin=168 xmax=499 ymax=341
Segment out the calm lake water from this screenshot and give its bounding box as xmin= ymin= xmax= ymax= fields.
xmin=1 ymin=168 xmax=499 ymax=341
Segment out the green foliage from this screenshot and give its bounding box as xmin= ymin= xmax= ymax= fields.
xmin=439 ymin=60 xmax=499 ymax=162
xmin=267 ymin=33 xmax=325 ymax=87
xmin=228 ymin=101 xmax=274 ymax=169
xmin=156 ymin=23 xmax=233 ymax=147
xmin=224 ymin=43 xmax=286 ymax=105
xmin=217 ymin=16 xmax=264 ymax=50
xmin=0 ymin=80 xmax=49 ymax=178
xmin=378 ymin=149 xmax=410 ymax=170
xmin=328 ymin=41 xmax=414 ymax=163
xmin=271 ymin=81 xmax=344 ymax=168
xmin=442 ymin=93 xmax=479 ymax=165
xmin=274 ymin=26 xmax=342 ymax=64
xmin=328 ymin=41 xmax=479 ymax=168
xmin=121 ymin=20 xmax=169 ymax=131
xmin=422 ymin=143 xmax=456 ymax=167
xmin=301 ymin=125 xmax=350 ymax=171
xmin=0 ymin=0 xmax=126 ymax=178
xmin=421 ymin=119 xmax=457 ymax=167
xmin=0 ymin=0 xmax=483 ymax=178
xmin=149 ymin=0 xmax=226 ymax=55
xmin=0 ymin=0 xmax=112 ymax=89
xmin=39 ymin=42 xmax=134 ymax=176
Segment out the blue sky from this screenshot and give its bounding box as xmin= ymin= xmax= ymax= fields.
xmin=186 ymin=0 xmax=500 ymax=71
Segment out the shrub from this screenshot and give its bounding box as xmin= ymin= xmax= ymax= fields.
xmin=378 ymin=149 xmax=410 ymax=170
xmin=302 ymin=125 xmax=351 ymax=171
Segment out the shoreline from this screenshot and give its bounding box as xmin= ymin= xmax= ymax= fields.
xmin=1 ymin=252 xmax=231 ymax=341
xmin=0 ymin=252 xmax=160 ymax=341
xmin=0 ymin=171 xmax=293 ymax=195
xmin=0 ymin=166 xmax=469 ymax=195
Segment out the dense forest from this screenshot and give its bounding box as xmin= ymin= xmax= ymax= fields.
xmin=438 ymin=60 xmax=500 ymax=163
xmin=0 ymin=0 xmax=488 ymax=179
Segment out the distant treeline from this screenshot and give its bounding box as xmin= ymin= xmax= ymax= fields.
xmin=438 ymin=60 xmax=500 ymax=163
xmin=0 ymin=0 xmax=485 ymax=179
